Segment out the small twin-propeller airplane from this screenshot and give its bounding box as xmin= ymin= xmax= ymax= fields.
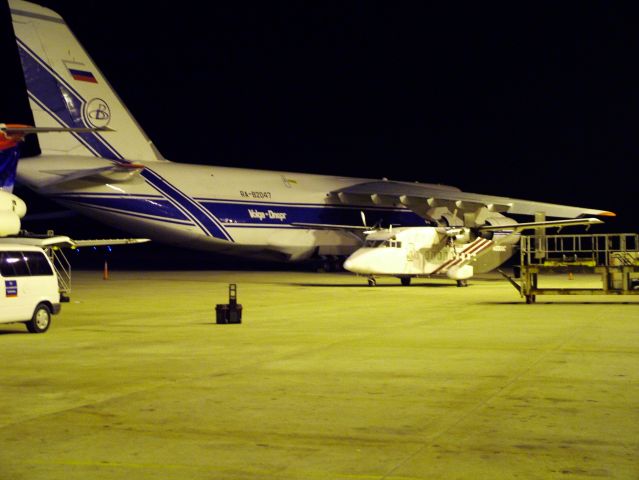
xmin=6 ymin=1 xmax=614 ymax=283
xmin=343 ymin=218 xmax=603 ymax=286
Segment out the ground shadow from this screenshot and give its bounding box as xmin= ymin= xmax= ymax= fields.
xmin=480 ymin=301 xmax=639 ymax=306
xmin=0 ymin=329 xmax=29 ymax=335
xmin=291 ymin=282 xmax=456 ymax=288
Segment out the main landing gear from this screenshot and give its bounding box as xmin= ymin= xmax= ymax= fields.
xmin=366 ymin=276 xmax=412 ymax=287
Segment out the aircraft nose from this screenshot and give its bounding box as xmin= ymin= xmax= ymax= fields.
xmin=343 ymin=250 xmax=367 ymax=273
xmin=343 ymin=257 xmax=355 ymax=272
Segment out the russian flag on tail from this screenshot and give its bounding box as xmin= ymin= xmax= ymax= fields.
xmin=68 ymin=67 xmax=98 ymax=83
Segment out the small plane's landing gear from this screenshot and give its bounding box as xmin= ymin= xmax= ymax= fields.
xmin=400 ymin=277 xmax=411 ymax=286
xmin=456 ymin=280 xmax=469 ymax=287
xmin=367 ymin=276 xmax=377 ymax=287
xmin=525 ymin=294 xmax=536 ymax=304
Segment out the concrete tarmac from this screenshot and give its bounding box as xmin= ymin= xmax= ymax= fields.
xmin=0 ymin=271 xmax=637 ymax=479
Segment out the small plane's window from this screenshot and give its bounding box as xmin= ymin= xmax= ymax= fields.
xmin=365 ymin=240 xmax=385 ymax=248
xmin=0 ymin=252 xmax=30 ymax=277
xmin=396 ymin=241 xmax=402 ymax=248
xmin=22 ymin=251 xmax=53 ymax=276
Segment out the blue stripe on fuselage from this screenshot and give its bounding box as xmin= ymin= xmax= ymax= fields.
xmin=57 ymin=200 xmax=193 ymax=226
xmin=52 ymin=193 xmax=190 ymax=222
xmin=201 ymin=200 xmax=423 ymax=227
xmin=141 ymin=169 xmax=232 ymax=240
xmin=50 ymin=192 xmax=425 ymax=230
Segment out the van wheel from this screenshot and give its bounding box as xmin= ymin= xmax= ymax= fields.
xmin=26 ymin=304 xmax=51 ymax=333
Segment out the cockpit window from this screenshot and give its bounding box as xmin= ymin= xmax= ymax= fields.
xmin=364 ymin=240 xmax=385 ymax=248
xmin=364 ymin=239 xmax=402 ymax=248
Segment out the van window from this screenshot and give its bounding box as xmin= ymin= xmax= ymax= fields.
xmin=0 ymin=252 xmax=29 ymax=276
xmin=23 ymin=251 xmax=54 ymax=276
xmin=0 ymin=251 xmax=53 ymax=277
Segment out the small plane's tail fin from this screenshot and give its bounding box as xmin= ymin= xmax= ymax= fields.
xmin=0 ymin=123 xmax=29 ymax=192
xmin=9 ymin=0 xmax=164 ymax=163
xmin=0 ymin=143 xmax=19 ymax=193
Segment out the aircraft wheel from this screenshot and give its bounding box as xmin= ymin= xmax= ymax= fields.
xmin=400 ymin=277 xmax=411 ymax=286
xmin=525 ymin=295 xmax=536 ymax=304
xmin=456 ymin=280 xmax=468 ymax=287
xmin=26 ymin=303 xmax=51 ymax=333
xmin=367 ymin=277 xmax=377 ymax=287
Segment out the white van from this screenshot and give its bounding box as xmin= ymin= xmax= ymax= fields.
xmin=0 ymin=244 xmax=61 ymax=333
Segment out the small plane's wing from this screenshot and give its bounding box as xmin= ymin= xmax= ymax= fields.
xmin=331 ymin=180 xmax=615 ymax=219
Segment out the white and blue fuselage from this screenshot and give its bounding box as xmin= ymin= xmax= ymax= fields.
xmin=17 ymin=158 xmax=425 ymax=260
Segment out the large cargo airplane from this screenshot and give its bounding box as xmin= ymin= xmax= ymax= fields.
xmin=8 ymin=1 xmax=614 ymax=263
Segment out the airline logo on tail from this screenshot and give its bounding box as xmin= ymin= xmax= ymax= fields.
xmin=85 ymin=98 xmax=111 ymax=128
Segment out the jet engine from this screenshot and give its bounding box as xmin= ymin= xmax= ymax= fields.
xmin=0 ymin=190 xmax=27 ymax=236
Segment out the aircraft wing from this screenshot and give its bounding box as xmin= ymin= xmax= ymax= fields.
xmin=69 ymin=238 xmax=151 ymax=248
xmin=1 ymin=124 xmax=113 ymax=136
xmin=37 ymin=163 xmax=145 ymax=188
xmin=331 ymin=180 xmax=615 ymax=219
xmin=478 ymin=217 xmax=604 ymax=233
xmin=0 ymin=235 xmax=150 ymax=248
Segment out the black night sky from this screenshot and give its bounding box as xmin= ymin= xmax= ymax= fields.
xmin=3 ymin=1 xmax=638 ymax=243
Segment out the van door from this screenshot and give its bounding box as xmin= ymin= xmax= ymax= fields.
xmin=22 ymin=250 xmax=57 ymax=313
xmin=0 ymin=251 xmax=29 ymax=322
xmin=1 ymin=272 xmax=20 ymax=322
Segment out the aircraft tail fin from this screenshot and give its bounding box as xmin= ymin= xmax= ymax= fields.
xmin=0 ymin=144 xmax=19 ymax=193
xmin=9 ymin=0 xmax=164 ymax=163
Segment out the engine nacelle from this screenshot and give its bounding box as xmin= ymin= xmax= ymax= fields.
xmin=0 ymin=210 xmax=21 ymax=236
xmin=478 ymin=214 xmax=519 ymax=244
xmin=0 ymin=190 xmax=27 ymax=218
xmin=446 ymin=264 xmax=474 ymax=281
xmin=449 ymin=227 xmax=472 ymax=245
xmin=438 ymin=212 xmax=464 ymax=227
xmin=0 ymin=191 xmax=27 ymax=236
xmin=484 ymin=214 xmax=515 ymax=228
